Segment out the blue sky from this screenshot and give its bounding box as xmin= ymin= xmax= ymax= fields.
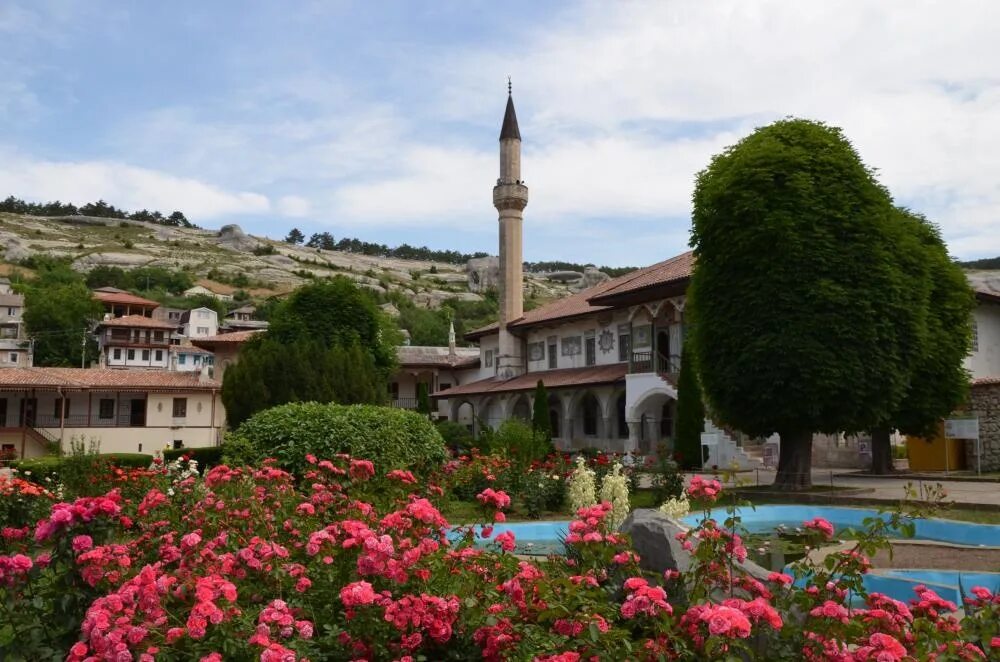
xmin=2 ymin=1 xmax=998 ymax=266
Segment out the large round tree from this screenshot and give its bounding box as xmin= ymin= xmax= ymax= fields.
xmin=875 ymin=210 xmax=975 ymax=472
xmin=688 ymin=118 xmax=917 ymax=489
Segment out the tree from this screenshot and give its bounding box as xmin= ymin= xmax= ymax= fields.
xmin=20 ymin=261 xmax=102 ymax=367
xmin=689 ymin=118 xmax=916 ymax=489
xmin=674 ymin=340 xmax=706 ymax=470
xmin=416 ymin=382 xmax=432 ymax=419
xmin=222 ymin=277 xmax=396 ymax=426
xmin=305 ymin=232 xmax=336 ymax=250
xmin=872 ymin=210 xmax=976 ymax=472
xmin=531 ymin=380 xmax=553 ymax=454
xmin=167 ymin=211 xmax=192 ymax=228
xmin=284 ymin=228 xmax=305 ymax=245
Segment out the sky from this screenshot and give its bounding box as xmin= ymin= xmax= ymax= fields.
xmin=1 ymin=1 xmax=998 ymax=267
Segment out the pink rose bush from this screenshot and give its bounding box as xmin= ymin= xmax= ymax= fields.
xmin=0 ymin=464 xmax=997 ymax=660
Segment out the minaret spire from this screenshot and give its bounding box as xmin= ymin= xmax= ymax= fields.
xmin=493 ymin=84 xmax=529 ymax=379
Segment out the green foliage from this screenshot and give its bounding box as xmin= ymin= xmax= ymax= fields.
xmin=222 ymin=278 xmax=394 ymax=425
xmin=161 ymin=446 xmax=225 ymax=468
xmin=252 ymin=244 xmax=276 ymax=256
xmin=531 ymin=380 xmax=554 ymax=456
xmin=85 ymin=264 xmax=195 ymax=295
xmin=416 ymin=382 xmax=432 ymax=418
xmin=674 ymin=344 xmax=705 ymax=470
xmin=889 ymin=211 xmax=976 ymax=438
xmin=689 ymin=118 xmax=918 ymax=485
xmin=435 ymin=420 xmax=474 ymax=452
xmin=490 ymin=419 xmax=549 ymax=467
xmin=0 ymin=195 xmax=194 ymax=227
xmin=226 ymin=402 xmax=447 ymax=475
xmin=10 ymin=441 xmax=152 ymax=497
xmin=648 ymin=445 xmax=686 ymax=505
xmin=958 ymin=255 xmax=1000 ymax=269
xmin=19 ymin=259 xmax=102 ymax=367
xmin=284 ymin=228 xmax=305 ymax=244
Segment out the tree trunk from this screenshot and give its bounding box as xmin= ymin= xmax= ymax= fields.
xmin=773 ymin=430 xmax=813 ymax=490
xmin=870 ymin=426 xmax=893 ymax=475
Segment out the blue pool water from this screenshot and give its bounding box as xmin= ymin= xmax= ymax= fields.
xmin=460 ymin=506 xmax=1000 ymax=604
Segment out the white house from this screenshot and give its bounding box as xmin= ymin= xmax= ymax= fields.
xmin=170 ymin=345 xmax=215 ymax=373
xmin=0 ymin=292 xmax=31 ymax=368
xmin=0 ymin=367 xmax=224 ymax=459
xmin=180 ymin=307 xmax=219 ymax=339
xmin=966 ymin=287 xmax=1000 ymax=379
xmin=96 ymin=315 xmax=175 ymax=370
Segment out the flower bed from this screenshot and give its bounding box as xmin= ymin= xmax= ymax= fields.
xmin=0 ymin=458 xmax=998 ymax=660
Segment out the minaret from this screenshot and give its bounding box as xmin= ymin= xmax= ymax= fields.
xmin=494 ymin=81 xmax=529 ymax=379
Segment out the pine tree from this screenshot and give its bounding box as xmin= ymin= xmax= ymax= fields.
xmin=674 ymin=342 xmax=705 ymax=469
xmin=285 ymin=228 xmax=305 ymax=245
xmin=532 ymin=380 xmax=553 ymax=456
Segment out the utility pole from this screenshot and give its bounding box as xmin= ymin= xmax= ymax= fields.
xmin=81 ymin=328 xmax=87 ymax=369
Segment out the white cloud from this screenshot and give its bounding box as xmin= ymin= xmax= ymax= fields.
xmin=0 ymin=151 xmax=270 ymax=219
xmin=277 ymin=195 xmax=311 ymax=217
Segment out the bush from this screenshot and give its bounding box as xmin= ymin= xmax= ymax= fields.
xmin=649 ymin=444 xmax=686 ymax=504
xmin=491 ymin=419 xmax=548 ymax=467
xmin=9 ymin=452 xmax=154 ymax=491
xmin=100 ymin=453 xmax=154 ymax=469
xmin=226 ymin=402 xmax=447 ymax=475
xmin=162 ymin=446 xmax=224 ymax=468
xmin=436 ymin=420 xmax=474 ymax=453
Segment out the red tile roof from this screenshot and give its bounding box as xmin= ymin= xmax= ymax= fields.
xmin=433 ymin=363 xmax=627 ymax=398
xmin=190 ymin=330 xmax=263 ymax=349
xmin=93 ymin=290 xmax=161 ymax=308
xmin=974 ymin=287 xmax=1000 ymax=304
xmin=465 ymin=251 xmax=694 ymax=340
xmin=0 ymin=368 xmax=220 ymax=390
xmin=97 ymin=315 xmax=177 ymax=329
xmin=971 ymin=376 xmax=1000 ymax=387
xmin=396 ymin=346 xmax=480 ymax=369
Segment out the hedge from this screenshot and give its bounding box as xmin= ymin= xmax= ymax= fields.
xmin=224 ymin=402 xmax=447 ymax=475
xmin=9 ymin=453 xmax=154 ymax=482
xmin=162 ymin=446 xmax=225 ymax=468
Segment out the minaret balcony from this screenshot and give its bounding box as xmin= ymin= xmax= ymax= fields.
xmin=493 ymin=183 xmax=529 ymax=210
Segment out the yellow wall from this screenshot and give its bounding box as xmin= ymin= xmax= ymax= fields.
xmin=906 ymin=424 xmax=966 ymax=471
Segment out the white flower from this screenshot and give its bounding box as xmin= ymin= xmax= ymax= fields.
xmin=599 ymin=463 xmax=631 ymax=529
xmin=567 ymin=456 xmax=597 ymax=512
xmin=658 ymin=495 xmax=691 ymax=520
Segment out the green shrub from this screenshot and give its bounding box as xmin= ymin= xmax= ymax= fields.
xmin=9 ymin=456 xmax=64 ymax=484
xmin=436 ymin=420 xmax=474 ymax=452
xmin=649 ymin=443 xmax=686 ymax=504
xmin=227 ymin=402 xmax=447 ymax=475
xmin=491 ymin=419 xmax=547 ymax=466
xmin=101 ymin=453 xmax=154 ymax=468
xmin=162 ymin=446 xmax=224 ymax=468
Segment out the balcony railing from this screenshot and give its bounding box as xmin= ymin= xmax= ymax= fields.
xmin=391 ymin=398 xmax=419 ymax=410
xmin=26 ymin=414 xmax=146 ymax=428
xmin=628 ymin=352 xmax=681 ymax=376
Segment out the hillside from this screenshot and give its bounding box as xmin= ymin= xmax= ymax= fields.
xmin=0 ymin=212 xmax=599 ymax=310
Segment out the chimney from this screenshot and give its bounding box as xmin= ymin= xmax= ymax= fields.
xmin=199 ymin=365 xmax=211 ymax=382
xmin=170 ymin=351 xmax=178 ymax=372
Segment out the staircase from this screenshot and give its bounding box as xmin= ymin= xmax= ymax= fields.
xmin=701 ymin=421 xmax=763 ymax=470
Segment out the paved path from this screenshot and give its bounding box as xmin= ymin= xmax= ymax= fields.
xmin=702 ymin=468 xmax=1000 ymax=508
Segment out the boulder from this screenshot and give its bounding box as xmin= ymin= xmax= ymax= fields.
xmin=620 ymin=509 xmax=771 ymax=582
xmin=573 ymin=265 xmax=611 ymax=291
xmin=467 ymin=256 xmax=500 ymax=293
xmin=3 ymin=237 xmax=32 ymax=263
xmin=546 ymin=270 xmax=584 ymax=283
xmin=216 ymin=224 xmax=260 ymax=252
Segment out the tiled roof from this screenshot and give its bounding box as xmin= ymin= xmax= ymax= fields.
xmin=973 ymin=286 xmax=1000 ymax=304
xmin=0 ymin=293 xmax=24 ymax=307
xmin=396 ymin=346 xmax=480 ymax=369
xmin=586 ymin=251 xmax=694 ymax=305
xmin=93 ymin=290 xmax=161 ymax=308
xmin=97 ymin=315 xmax=177 ymax=329
xmin=190 ymin=330 xmax=263 ymax=349
xmin=0 ymin=368 xmax=220 ymax=390
xmin=971 ymin=376 xmax=1000 ymax=387
xmin=465 ymin=251 xmax=694 ymax=340
xmin=433 ymin=363 xmax=627 ymax=398
xmin=172 ymin=346 xmax=214 ymax=355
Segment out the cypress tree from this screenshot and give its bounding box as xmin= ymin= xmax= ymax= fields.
xmin=674 ymin=343 xmax=705 ymax=470
xmin=417 ymin=382 xmax=432 ymax=418
xmin=531 ymin=380 xmax=553 ymax=456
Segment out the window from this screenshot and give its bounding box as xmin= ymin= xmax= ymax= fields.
xmin=155 ymin=350 xmax=163 ymax=361
xmin=153 ymin=331 xmax=164 ymax=342
xmin=205 ymin=356 xmax=213 ymax=365
xmin=194 ymin=355 xmax=201 ymax=365
xmin=971 ymin=318 xmax=979 ymax=352
xmin=439 ymin=382 xmax=451 ymax=392
xmin=98 ymin=399 xmax=114 ymax=420
xmin=178 ymin=354 xmax=187 ymax=365
xmin=113 ymin=348 xmax=122 ymax=360
xmin=198 ymin=310 xmax=209 ymax=319
xmin=169 ymin=311 xmax=180 ymax=320
xmin=197 ymin=327 xmax=209 ymax=335
xmin=8 ymin=352 xmax=17 ymax=363
xmin=7 ymin=307 xmax=14 ymax=316
xmin=53 ymin=398 xmax=70 ymax=418
xmin=484 ymin=349 xmax=494 ymax=367
xmin=127 ymin=349 xmax=136 ymax=360
xmin=141 ymin=349 xmax=150 ymax=361
xmin=172 ymin=398 xmax=188 ymax=418
xmin=389 ymin=382 xmax=399 ymax=399
xmin=618 ymin=325 xmax=631 ymax=362
xmin=548 ymin=339 xmax=557 ymax=369
xmin=173 ymin=440 xmax=183 ymax=450
xmin=585 ymin=335 xmax=597 ymax=367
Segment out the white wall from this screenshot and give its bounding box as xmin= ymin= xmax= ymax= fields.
xmin=106 ymin=347 xmax=170 ymax=369
xmin=966 ymin=301 xmax=1000 ymax=379
xmin=182 ymin=308 xmax=220 ymax=339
